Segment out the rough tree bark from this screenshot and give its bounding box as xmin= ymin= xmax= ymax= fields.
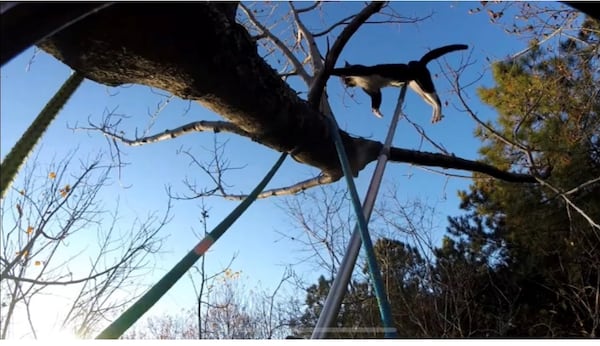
xmin=37 ymin=2 xmax=538 ymax=183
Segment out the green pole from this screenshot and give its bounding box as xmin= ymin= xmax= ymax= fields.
xmin=96 ymin=152 xmax=288 ymax=339
xmin=1 ymin=71 xmax=84 ymax=199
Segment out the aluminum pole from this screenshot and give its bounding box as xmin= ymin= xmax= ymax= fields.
xmin=312 ymin=85 xmax=407 ymax=338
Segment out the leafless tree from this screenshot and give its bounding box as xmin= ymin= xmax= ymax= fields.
xmin=278 ymin=186 xmax=356 ymax=279
xmin=123 ymin=268 xmax=297 ymax=339
xmin=187 ymin=198 xmax=238 ymax=339
xmin=0 ymin=150 xmax=171 ymax=339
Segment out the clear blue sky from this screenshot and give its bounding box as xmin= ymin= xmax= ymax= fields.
xmin=0 ymin=1 xmax=539 ymax=337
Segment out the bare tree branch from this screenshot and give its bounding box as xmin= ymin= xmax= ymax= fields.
xmin=3 ymin=262 xmax=131 ymax=286
xmin=312 ymin=12 xmax=432 ymax=39
xmin=535 ymin=177 xmax=600 ymax=230
xmin=217 ymin=143 xmax=541 ymax=199
xmin=312 ymin=14 xmax=357 ymax=38
xmin=224 ymin=174 xmax=335 ymax=200
xmin=308 ymin=1 xmax=386 ymax=109
xmin=388 ymin=147 xmax=543 ymax=183
xmin=78 ymin=119 xmax=251 ymax=147
xmin=559 ymin=177 xmax=600 ymax=198
xmin=1 ymin=151 xmax=168 ymax=338
xmin=402 ymin=113 xmax=451 ymax=155
xmin=289 ymin=1 xmax=324 ymax=73
xmin=295 ymin=1 xmax=321 ymax=14
xmin=168 ymin=137 xmax=246 ymax=201
xmin=239 ymin=2 xmax=311 ymax=84
xmin=448 ymin=55 xmax=531 ymax=153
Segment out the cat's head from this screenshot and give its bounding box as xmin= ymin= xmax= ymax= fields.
xmin=340 ymin=61 xmax=358 ymax=86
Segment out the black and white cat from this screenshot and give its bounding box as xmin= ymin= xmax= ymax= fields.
xmin=331 ymin=44 xmax=468 ymax=123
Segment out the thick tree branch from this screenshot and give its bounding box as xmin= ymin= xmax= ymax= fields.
xmin=0 ymin=3 xmax=113 ymax=66
xmin=389 ymin=147 xmax=541 ymax=183
xmin=36 ymin=3 xmax=541 ymax=185
xmin=228 ymin=146 xmax=543 ymax=201
xmin=563 ymin=1 xmax=600 ymax=19
xmin=37 ymin=3 xmax=381 ymax=180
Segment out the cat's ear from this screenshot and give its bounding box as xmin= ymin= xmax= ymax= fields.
xmin=344 ymin=60 xmax=351 ymax=67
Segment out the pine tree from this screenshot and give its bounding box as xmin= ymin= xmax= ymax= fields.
xmin=450 ymin=16 xmax=600 ymax=337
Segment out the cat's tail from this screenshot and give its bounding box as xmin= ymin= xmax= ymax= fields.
xmin=419 ymin=44 xmax=468 ymax=65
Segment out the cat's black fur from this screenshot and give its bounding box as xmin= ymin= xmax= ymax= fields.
xmin=331 ymin=44 xmax=468 ymax=122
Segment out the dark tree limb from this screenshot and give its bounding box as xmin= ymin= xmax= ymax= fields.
xmin=307 ymin=1 xmax=386 ymax=109
xmin=0 ymin=3 xmax=113 ymax=66
xmin=295 ymin=1 xmax=322 ymax=14
xmin=388 ymin=148 xmax=541 ymax=183
xmin=35 ymin=3 xmax=541 ymax=184
xmin=562 ymin=2 xmax=600 ymax=19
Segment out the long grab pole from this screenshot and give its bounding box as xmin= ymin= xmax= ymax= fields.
xmin=96 ymin=152 xmax=288 ymax=339
xmin=311 ymin=85 xmax=407 ymax=339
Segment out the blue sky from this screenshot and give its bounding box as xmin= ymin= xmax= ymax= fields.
xmin=0 ymin=1 xmax=544 ymax=338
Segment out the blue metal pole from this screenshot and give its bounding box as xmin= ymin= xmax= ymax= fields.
xmin=312 ymin=85 xmax=407 ymax=339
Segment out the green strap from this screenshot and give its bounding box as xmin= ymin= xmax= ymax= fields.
xmin=1 ymin=71 xmax=84 ymax=199
xmin=96 ymin=152 xmax=288 ymax=339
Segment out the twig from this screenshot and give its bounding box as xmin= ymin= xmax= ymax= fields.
xmin=560 ymin=177 xmax=600 ymax=197
xmin=289 ymin=1 xmax=324 ymax=73
xmin=402 ymin=113 xmax=451 ymax=155
xmin=535 ymin=177 xmax=600 ymax=230
xmin=452 ymin=64 xmax=530 ymax=152
xmin=239 ymin=3 xmax=311 ymax=84
xmin=142 ymin=94 xmax=174 ymax=137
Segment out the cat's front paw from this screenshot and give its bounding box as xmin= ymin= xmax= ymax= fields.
xmin=431 ymin=113 xmax=443 ymax=124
